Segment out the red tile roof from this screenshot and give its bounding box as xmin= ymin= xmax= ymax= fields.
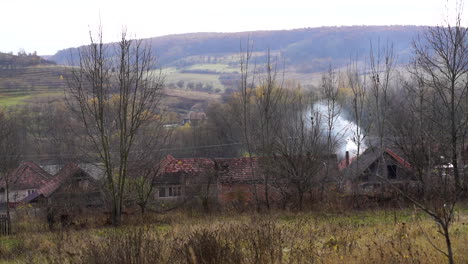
xmin=38 ymin=163 xmax=83 ymax=198
xmin=0 ymin=162 xmax=53 ymax=190
xmin=158 ymin=155 xmax=263 ymax=184
xmin=159 ymin=154 xmax=340 ymax=185
xmin=341 ymin=147 xmax=413 ymax=182
xmin=162 ymin=155 xmax=214 ymax=173
xmin=214 ymin=157 xmax=262 ymax=183
xmin=22 ymin=163 xmax=93 ymax=203
xmin=385 ymin=148 xmax=412 ymax=169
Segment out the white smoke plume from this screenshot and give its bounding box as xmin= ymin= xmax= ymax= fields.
xmin=309 ymin=101 xmax=367 ymax=158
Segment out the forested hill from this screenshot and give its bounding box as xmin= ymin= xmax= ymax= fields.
xmin=49 ymin=25 xmax=423 ymax=73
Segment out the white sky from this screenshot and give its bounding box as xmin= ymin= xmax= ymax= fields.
xmin=0 ymin=0 xmax=463 ymax=55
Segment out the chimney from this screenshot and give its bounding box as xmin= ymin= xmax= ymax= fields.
xmin=345 ymin=151 xmax=350 ymax=166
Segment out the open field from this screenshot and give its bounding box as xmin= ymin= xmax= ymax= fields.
xmin=0 ymin=64 xmax=69 ymax=107
xmin=0 ymin=92 xmax=62 ymax=107
xmin=0 ymin=64 xmax=222 ymax=107
xmin=184 ymin=63 xmax=239 ymax=73
xmin=164 ymin=88 xmax=221 ymax=102
xmin=164 ymin=71 xmax=225 ymax=91
xmin=1 ymin=208 xmax=467 ymax=263
xmin=0 ymin=59 xmax=408 ymax=108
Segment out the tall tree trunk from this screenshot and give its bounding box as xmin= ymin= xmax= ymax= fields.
xmin=5 ymin=178 xmax=10 ymax=235
xmin=443 ymin=224 xmax=454 ymax=264
xmin=112 ymin=200 xmax=122 ymax=226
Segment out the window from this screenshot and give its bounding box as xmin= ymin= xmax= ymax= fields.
xmin=27 ymin=190 xmax=36 ymax=195
xmin=159 ymin=186 xmax=183 ymax=198
xmin=387 ymin=165 xmax=397 ymax=179
xmin=159 ymin=187 xmax=166 ymax=197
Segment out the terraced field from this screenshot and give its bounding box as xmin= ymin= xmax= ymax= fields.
xmin=0 ymin=65 xmax=69 ymax=106
xmin=0 ymin=64 xmax=222 ymax=107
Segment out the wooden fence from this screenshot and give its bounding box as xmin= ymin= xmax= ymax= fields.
xmin=0 ymin=215 xmax=11 ymax=235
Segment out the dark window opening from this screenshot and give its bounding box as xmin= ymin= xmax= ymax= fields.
xmin=159 ymin=186 xmax=182 ymax=197
xmin=159 ymin=187 xmax=166 ymax=197
xmin=387 ymin=165 xmax=397 ymax=179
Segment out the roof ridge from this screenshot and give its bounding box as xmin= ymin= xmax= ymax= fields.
xmin=53 ymin=162 xmax=78 ymax=176
xmin=38 ymin=163 xmax=82 ymax=198
xmin=23 ymin=162 xmax=52 ymax=179
xmin=384 ymin=148 xmax=412 ymax=169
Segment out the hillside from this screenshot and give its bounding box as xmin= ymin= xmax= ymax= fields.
xmin=48 ymin=26 xmax=423 ymax=91
xmin=0 ymin=52 xmax=66 ymax=106
xmin=51 ymin=26 xmax=423 ymax=71
xmin=1 ymin=26 xmax=424 ymax=107
xmin=0 ymin=54 xmax=218 ymax=112
xmin=0 ymin=63 xmax=218 ymax=111
xmin=0 ymin=51 xmax=55 ymax=68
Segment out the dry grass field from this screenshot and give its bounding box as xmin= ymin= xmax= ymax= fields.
xmin=1 ymin=208 xmax=467 ymax=263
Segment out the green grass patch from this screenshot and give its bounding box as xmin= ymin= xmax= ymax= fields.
xmin=0 ymin=95 xmax=33 ymax=106
xmin=165 ymin=72 xmax=224 ymax=91
xmin=0 ymin=92 xmax=62 ymax=107
xmin=185 ymin=63 xmax=239 ymax=73
xmin=0 ymin=237 xmax=22 ymax=250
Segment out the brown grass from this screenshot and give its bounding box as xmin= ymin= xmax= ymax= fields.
xmin=164 ymin=88 xmax=221 ymax=102
xmin=1 ymin=209 xmax=468 ymax=263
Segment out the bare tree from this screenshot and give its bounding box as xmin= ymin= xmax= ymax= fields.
xmin=319 ymin=66 xmax=344 ymax=191
xmin=197 ymin=160 xmax=221 ymax=213
xmin=230 ymin=39 xmax=261 ymax=211
xmin=368 ymin=40 xmax=394 ymax=151
xmin=320 ymin=66 xmax=341 ymax=154
xmin=268 ymin=89 xmax=328 ymax=210
xmin=128 ymin=123 xmax=172 ymax=214
xmin=253 ymin=50 xmax=285 ymax=210
xmin=411 ymin=8 xmax=468 ymax=192
xmin=366 ymin=41 xmax=399 ymax=195
xmin=386 ymin=7 xmax=468 ymax=263
xmin=388 ymin=78 xmax=461 ymax=264
xmin=346 ymin=60 xmax=371 ymax=183
xmin=67 ymin=27 xmax=165 ymax=225
xmin=0 ymin=110 xmax=21 ymax=234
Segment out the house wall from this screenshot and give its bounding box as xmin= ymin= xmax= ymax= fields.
xmin=217 ymin=183 xmax=281 ymax=206
xmin=217 ymin=184 xmax=252 ymax=206
xmin=48 ymin=179 xmax=102 ymax=210
xmin=154 ymin=183 xmax=219 ymax=201
xmin=154 ymin=185 xmax=186 ymax=200
xmin=0 ymin=189 xmax=35 ymax=203
xmin=360 ymin=154 xmax=411 ymax=182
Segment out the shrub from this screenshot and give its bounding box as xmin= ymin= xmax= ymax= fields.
xmin=173 ymin=228 xmax=243 ymax=264
xmin=81 ymin=227 xmax=165 ymax=264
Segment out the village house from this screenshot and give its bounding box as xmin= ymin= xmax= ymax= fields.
xmin=0 ymin=162 xmax=53 ymax=204
xmin=340 ymin=147 xmax=415 ymax=192
xmin=153 ymin=154 xmax=340 ymax=208
xmin=22 ymin=163 xmax=101 ymax=209
xmin=153 ymin=155 xmax=271 ymax=207
xmin=153 ymin=155 xmax=216 ymax=202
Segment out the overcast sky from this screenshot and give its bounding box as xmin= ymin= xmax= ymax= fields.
xmin=0 ymin=0 xmax=463 ymax=55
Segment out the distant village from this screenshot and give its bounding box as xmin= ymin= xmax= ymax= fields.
xmin=2 ymin=139 xmax=466 ymax=227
